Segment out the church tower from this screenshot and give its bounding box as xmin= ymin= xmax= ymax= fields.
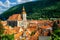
xmin=22 ymin=6 xmax=27 ymax=21
xmin=22 ymin=6 xmax=28 ymax=29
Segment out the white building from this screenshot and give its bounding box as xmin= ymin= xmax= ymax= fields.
xmin=7 ymin=6 xmax=28 ymax=29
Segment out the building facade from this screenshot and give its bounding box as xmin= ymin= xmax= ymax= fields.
xmin=7 ymin=6 xmax=28 ymax=29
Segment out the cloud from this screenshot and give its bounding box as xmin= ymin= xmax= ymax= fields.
xmin=0 ymin=0 xmax=17 ymax=14
xmin=0 ymin=0 xmax=16 ymax=8
xmin=0 ymin=7 xmax=7 ymax=14
xmin=17 ymin=0 xmax=33 ymax=4
xmin=0 ymin=1 xmax=4 ymax=6
xmin=0 ymin=0 xmax=35 ymax=14
xmin=4 ymin=0 xmax=10 ymax=8
xmin=4 ymin=0 xmax=16 ymax=8
xmin=0 ymin=1 xmax=7 ymax=14
xmin=0 ymin=0 xmax=10 ymax=8
xmin=0 ymin=7 xmax=7 ymax=11
xmin=10 ymin=2 xmax=16 ymax=4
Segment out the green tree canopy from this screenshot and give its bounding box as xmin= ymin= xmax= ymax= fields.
xmin=0 ymin=20 xmax=4 ymax=35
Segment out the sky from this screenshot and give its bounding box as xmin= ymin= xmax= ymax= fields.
xmin=0 ymin=0 xmax=36 ymax=14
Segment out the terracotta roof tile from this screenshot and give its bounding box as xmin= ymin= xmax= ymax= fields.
xmin=8 ymin=14 xmax=22 ymax=21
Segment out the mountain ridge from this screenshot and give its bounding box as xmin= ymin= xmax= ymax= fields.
xmin=0 ymin=0 xmax=60 ymax=20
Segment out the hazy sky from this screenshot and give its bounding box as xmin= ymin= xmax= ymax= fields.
xmin=0 ymin=0 xmax=36 ymax=14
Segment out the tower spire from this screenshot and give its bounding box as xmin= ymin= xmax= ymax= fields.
xmin=22 ymin=6 xmax=26 ymax=14
xmin=22 ymin=6 xmax=25 ymax=11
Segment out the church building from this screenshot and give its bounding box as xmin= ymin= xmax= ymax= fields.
xmin=7 ymin=6 xmax=28 ymax=29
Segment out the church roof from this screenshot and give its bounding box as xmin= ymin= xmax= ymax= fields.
xmin=8 ymin=14 xmax=22 ymax=21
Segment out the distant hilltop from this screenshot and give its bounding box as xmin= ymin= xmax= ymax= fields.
xmin=0 ymin=0 xmax=60 ymax=20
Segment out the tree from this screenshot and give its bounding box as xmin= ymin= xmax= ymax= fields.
xmin=51 ymin=21 xmax=60 ymax=40
xmin=0 ymin=20 xmax=4 ymax=35
xmin=0 ymin=20 xmax=4 ymax=40
xmin=52 ymin=21 xmax=58 ymax=31
xmin=30 ymin=31 xmax=35 ymax=36
xmin=2 ymin=34 xmax=14 ymax=40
